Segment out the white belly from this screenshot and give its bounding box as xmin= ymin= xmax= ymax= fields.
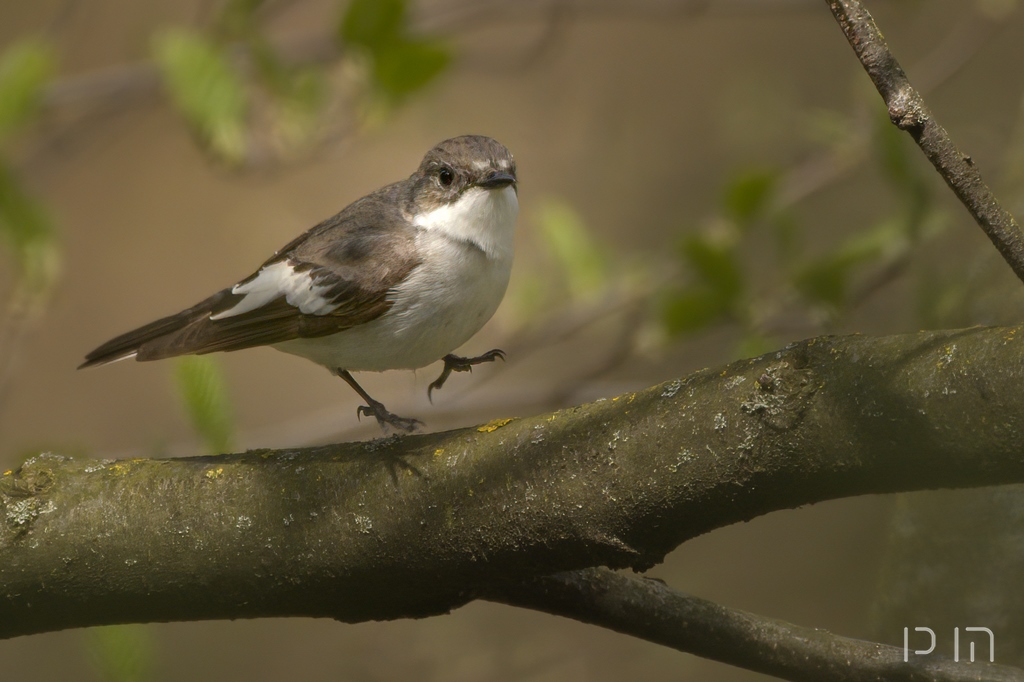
xmin=271 ymin=231 xmax=512 ymax=371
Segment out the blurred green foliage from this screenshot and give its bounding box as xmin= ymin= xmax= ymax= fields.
xmin=216 ymin=0 xmax=328 ymax=150
xmin=876 ymin=113 xmax=930 ymax=236
xmin=536 ymin=199 xmax=609 ymax=301
xmin=680 ymin=234 xmax=743 ymax=298
xmin=794 ymin=218 xmax=906 ymax=308
xmin=85 ymin=624 xmax=156 ymax=682
xmin=149 ymin=0 xmax=452 ymax=163
xmin=0 ymin=161 xmax=58 ymax=299
xmin=503 ymin=198 xmax=618 ymax=330
xmin=661 ymin=170 xmax=768 ymax=340
xmin=340 ymin=0 xmax=406 ymax=47
xmin=723 ymin=169 xmax=776 ymax=225
xmin=0 ymin=38 xmax=54 ymax=143
xmin=662 ymin=287 xmax=732 ymax=336
xmin=662 ymin=232 xmax=743 ymax=336
xmin=152 ymin=29 xmax=249 ymax=163
xmin=339 ymin=0 xmax=450 ymax=105
xmin=174 ymin=355 xmax=235 ymax=455
xmin=0 ymin=38 xmax=60 ymax=304
xmin=511 ymin=98 xmax=959 ymax=363
xmin=655 ymin=97 xmax=956 ymax=358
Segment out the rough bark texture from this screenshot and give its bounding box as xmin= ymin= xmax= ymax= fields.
xmin=826 ymin=0 xmax=1024 ymax=284
xmin=2 ymin=326 xmax=1023 ymax=641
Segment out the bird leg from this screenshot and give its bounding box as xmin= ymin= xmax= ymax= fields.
xmin=333 ymin=369 xmax=423 ymax=433
xmin=427 ymin=349 xmax=506 ymax=402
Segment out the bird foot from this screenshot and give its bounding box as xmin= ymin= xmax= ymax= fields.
xmin=356 ymin=400 xmax=423 ymax=433
xmin=428 ymin=349 xmax=506 ymax=402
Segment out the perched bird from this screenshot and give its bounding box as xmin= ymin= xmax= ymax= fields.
xmin=81 ymin=135 xmax=519 ymax=432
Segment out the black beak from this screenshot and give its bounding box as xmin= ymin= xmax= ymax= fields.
xmin=476 ymin=171 xmax=517 ymax=189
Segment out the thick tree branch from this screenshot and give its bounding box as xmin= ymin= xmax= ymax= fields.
xmin=490 ymin=568 xmax=1024 ymax=682
xmin=825 ymin=0 xmax=1024 ymax=284
xmin=2 ymin=326 xmax=1024 ymax=642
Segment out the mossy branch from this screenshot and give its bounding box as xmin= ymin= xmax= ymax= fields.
xmin=2 ymin=327 xmax=1024 ymax=664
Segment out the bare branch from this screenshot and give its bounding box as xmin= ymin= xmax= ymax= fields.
xmin=825 ymin=0 xmax=1024 ymax=284
xmin=490 ymin=568 xmax=1024 ymax=682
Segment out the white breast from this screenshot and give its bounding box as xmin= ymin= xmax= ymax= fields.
xmin=412 ymin=185 xmax=518 ymax=262
xmin=273 ymin=185 xmax=518 ymax=372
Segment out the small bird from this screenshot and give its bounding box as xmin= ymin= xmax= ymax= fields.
xmin=81 ymin=135 xmax=519 ymax=432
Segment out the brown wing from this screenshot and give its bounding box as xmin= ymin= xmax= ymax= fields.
xmin=81 ymin=185 xmax=420 ymax=368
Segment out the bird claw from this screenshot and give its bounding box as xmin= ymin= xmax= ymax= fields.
xmin=427 ymin=349 xmax=506 ymax=402
xmin=334 ymin=368 xmax=422 ymax=433
xmin=356 ymin=402 xmax=423 ymax=433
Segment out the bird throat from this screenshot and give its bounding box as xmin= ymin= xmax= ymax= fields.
xmin=411 ymin=186 xmax=519 ymax=261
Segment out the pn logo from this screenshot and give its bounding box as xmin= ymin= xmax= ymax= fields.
xmin=903 ymin=627 xmax=994 ymax=663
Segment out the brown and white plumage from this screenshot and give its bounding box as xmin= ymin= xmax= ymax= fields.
xmin=81 ymin=135 xmax=519 ymax=431
xmin=80 ymin=182 xmax=422 ymax=367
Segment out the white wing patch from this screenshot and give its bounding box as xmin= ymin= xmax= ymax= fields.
xmin=210 ymin=260 xmax=339 ymax=320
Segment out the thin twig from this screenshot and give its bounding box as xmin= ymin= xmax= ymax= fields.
xmin=489 ymin=568 xmax=1024 ymax=682
xmin=777 ymin=8 xmax=1001 ymax=209
xmin=825 ymin=0 xmax=1024 ymax=285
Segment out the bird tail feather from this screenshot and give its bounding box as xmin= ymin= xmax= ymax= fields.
xmin=78 ymin=291 xmax=231 ymax=369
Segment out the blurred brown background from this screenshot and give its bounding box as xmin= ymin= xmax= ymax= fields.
xmin=1 ymin=0 xmax=1023 ymax=680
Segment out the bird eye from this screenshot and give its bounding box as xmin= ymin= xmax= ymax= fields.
xmin=438 ymin=167 xmax=454 ymax=187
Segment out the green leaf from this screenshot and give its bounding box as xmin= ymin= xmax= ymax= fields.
xmin=371 ymin=39 xmax=450 ymax=101
xmin=722 ymin=169 xmax=776 ymax=225
xmin=0 ymin=38 xmax=56 ymax=143
xmin=174 ymin=356 xmax=234 ymax=455
xmin=152 ymin=29 xmax=248 ymax=163
xmin=661 ymin=230 xmax=744 ymax=337
xmin=244 ymin=37 xmax=327 ymax=148
xmin=0 ymin=161 xmax=51 ymax=249
xmin=338 ymin=0 xmax=450 ymax=105
xmin=283 ymin=67 xmax=327 ymax=112
xmin=678 ymin=234 xmax=743 ymax=303
xmin=0 ymin=160 xmax=59 ymax=296
xmin=216 ymin=0 xmax=266 ymax=39
xmin=837 ymin=218 xmax=905 ymax=263
xmin=85 ymin=624 xmax=156 ymax=682
xmin=794 ymin=219 xmax=905 ymax=308
xmin=247 ymin=36 xmax=290 ymax=93
xmin=793 ymin=259 xmax=848 ymax=309
xmin=537 ymin=199 xmax=608 ymax=299
xmin=272 ymin=67 xmax=328 ymax=148
xmin=662 ymin=288 xmax=730 ymax=337
xmin=339 ymin=0 xmax=406 ymax=49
